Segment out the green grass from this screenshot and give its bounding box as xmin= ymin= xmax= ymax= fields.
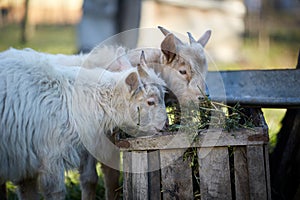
xmin=213 ymin=36 xmax=299 ymax=71
xmin=262 ymin=108 xmax=286 ymax=152
xmin=0 ymin=24 xmax=77 ymax=54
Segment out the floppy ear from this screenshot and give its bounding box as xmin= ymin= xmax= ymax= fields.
xmin=125 ymin=72 xmax=139 ymax=92
xmin=197 ymin=30 xmax=212 ymax=47
xmin=161 ymin=33 xmax=180 ymax=63
xmin=137 ymin=51 xmax=149 ymax=78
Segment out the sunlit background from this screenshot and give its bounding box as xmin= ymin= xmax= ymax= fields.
xmin=0 ymin=0 xmax=299 ymax=199
xmin=0 ymin=0 xmax=299 ymax=67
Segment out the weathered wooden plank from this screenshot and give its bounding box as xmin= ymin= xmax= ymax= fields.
xmin=117 ymin=128 xmax=267 ymax=151
xmin=160 ymin=149 xmax=193 ymax=200
xmin=198 ymin=147 xmax=232 ymax=200
xmin=264 ymin=145 xmax=272 ymax=200
xmin=247 ymin=145 xmax=267 ymax=200
xmin=234 ymin=147 xmax=250 ymax=200
xmin=131 ymin=151 xmax=149 ymax=200
xmin=148 ymin=150 xmax=161 ymax=200
xmin=123 ymin=151 xmax=133 ymax=200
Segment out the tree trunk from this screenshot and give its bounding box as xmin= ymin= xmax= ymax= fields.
xmin=20 ymin=0 xmax=30 ymax=44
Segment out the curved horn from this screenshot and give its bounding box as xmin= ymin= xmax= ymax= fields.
xmin=140 ymin=50 xmax=147 ymax=67
xmin=187 ymin=32 xmax=196 ymax=44
xmin=137 ymin=51 xmax=149 ymax=78
xmin=158 ymin=26 xmax=171 ymax=36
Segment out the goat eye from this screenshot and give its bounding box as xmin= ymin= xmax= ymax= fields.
xmin=179 ymin=69 xmax=187 ymax=75
xmin=147 ymin=100 xmax=155 ymax=106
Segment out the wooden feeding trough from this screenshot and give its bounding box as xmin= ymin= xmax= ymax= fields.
xmin=117 ymin=108 xmax=271 ymax=200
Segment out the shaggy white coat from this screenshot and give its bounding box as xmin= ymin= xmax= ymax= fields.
xmin=0 ymin=48 xmax=166 ymax=199
xmin=1 ymin=27 xmax=211 ymax=200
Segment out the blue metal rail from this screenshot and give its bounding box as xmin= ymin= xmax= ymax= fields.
xmin=206 ymin=69 xmax=300 ymax=108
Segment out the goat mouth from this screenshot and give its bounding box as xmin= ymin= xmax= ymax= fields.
xmin=156 ymin=122 xmax=169 ymax=132
xmin=154 ymin=127 xmax=162 ymax=132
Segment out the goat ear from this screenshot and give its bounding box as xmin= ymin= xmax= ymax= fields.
xmin=137 ymin=51 xmax=149 ymax=78
xmin=197 ymin=30 xmax=212 ymax=47
xmin=158 ymin=26 xmax=171 ymax=36
xmin=161 ymin=33 xmax=180 ymax=63
xmin=125 ymin=72 xmax=139 ymax=92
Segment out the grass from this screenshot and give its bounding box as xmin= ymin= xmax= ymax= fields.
xmin=0 ymin=24 xmax=77 ymax=54
xmin=212 ymin=10 xmax=300 ymax=71
xmin=166 ymin=99 xmax=255 ymax=133
xmin=262 ymin=108 xmax=286 ymax=152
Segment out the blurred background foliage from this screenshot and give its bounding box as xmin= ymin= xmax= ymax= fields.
xmin=0 ymin=0 xmax=299 ymax=199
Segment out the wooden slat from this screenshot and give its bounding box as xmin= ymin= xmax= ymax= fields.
xmin=117 ymin=128 xmax=267 ymax=151
xmin=160 ymin=149 xmax=193 ymax=200
xmin=247 ymin=145 xmax=267 ymax=200
xmin=148 ymin=150 xmax=161 ymax=200
xmin=198 ymin=147 xmax=232 ymax=200
xmin=123 ymin=151 xmax=133 ymax=200
xmin=131 ymin=151 xmax=149 ymax=200
xmin=264 ymin=145 xmax=272 ymax=200
xmin=234 ymin=147 xmax=250 ymax=200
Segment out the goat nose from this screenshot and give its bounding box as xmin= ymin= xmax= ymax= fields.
xmin=198 ymin=94 xmax=204 ymax=100
xmin=198 ymin=93 xmax=210 ymax=101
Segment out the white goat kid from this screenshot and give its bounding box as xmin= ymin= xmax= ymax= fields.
xmin=80 ymin=26 xmax=212 ymax=200
xmin=129 ymin=26 xmax=211 ymax=104
xmin=0 ymin=48 xmax=166 ymax=199
xmin=81 ymin=26 xmax=211 ymax=104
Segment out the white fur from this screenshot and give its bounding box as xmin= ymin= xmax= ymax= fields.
xmin=0 ymin=48 xmax=166 ymax=199
xmin=127 ymin=45 xmax=208 ymax=104
xmin=83 ymin=37 xmax=209 ymax=105
xmin=78 ymin=28 xmax=211 ymax=200
xmin=1 ymin=27 xmax=210 ymax=199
